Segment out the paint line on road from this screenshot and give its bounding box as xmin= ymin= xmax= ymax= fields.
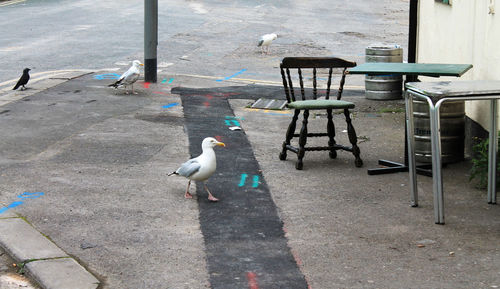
xmin=216 ymin=69 xmax=248 ymax=82
xmin=153 ymin=91 xmax=172 ymax=95
xmin=162 ymin=102 xmax=179 ymax=109
xmin=172 ymin=73 xmax=364 ymax=89
xmin=244 ymin=108 xmax=291 ymax=116
xmin=0 ymin=0 xmax=26 ymax=7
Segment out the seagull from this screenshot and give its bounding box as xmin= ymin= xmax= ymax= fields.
xmin=12 ymin=68 xmax=31 ymax=91
xmin=168 ymin=137 xmax=225 ymax=202
xmin=258 ymin=33 xmax=278 ymax=54
xmin=108 ymin=60 xmax=143 ymax=94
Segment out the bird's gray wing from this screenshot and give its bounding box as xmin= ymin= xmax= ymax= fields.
xmin=118 ymin=67 xmax=133 ymax=82
xmin=176 ymin=159 xmax=201 ymax=177
xmin=257 ymin=39 xmax=264 ymax=47
xmin=122 ymin=70 xmax=139 ymax=85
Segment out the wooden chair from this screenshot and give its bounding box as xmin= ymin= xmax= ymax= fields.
xmin=278 ymin=57 xmax=363 ymax=170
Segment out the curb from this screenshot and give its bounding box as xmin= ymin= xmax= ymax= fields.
xmin=0 ymin=70 xmax=94 ymax=107
xmin=0 ymin=216 xmax=100 ymax=289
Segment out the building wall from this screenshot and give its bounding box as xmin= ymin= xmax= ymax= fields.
xmin=417 ymin=0 xmax=500 ymax=130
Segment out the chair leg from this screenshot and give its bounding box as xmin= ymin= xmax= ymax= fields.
xmin=296 ymin=109 xmax=309 ymax=170
xmin=327 ymin=109 xmax=337 ymax=159
xmin=344 ymin=109 xmax=363 ymax=167
xmin=280 ymin=109 xmax=300 ymax=161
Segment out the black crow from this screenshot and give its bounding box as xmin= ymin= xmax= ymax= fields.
xmin=13 ymin=68 xmax=31 ymax=90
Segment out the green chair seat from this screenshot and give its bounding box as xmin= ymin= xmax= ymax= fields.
xmin=287 ymin=99 xmax=355 ymax=110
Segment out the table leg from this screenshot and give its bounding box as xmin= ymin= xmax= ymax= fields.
xmin=430 ymin=104 xmax=445 ymax=224
xmin=405 ymin=93 xmax=418 ymax=207
xmin=367 ymin=160 xmax=408 ymax=175
xmin=488 ymin=99 xmax=498 ymax=204
xmin=367 ymin=95 xmax=433 ymax=177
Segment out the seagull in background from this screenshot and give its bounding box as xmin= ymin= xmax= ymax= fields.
xmin=168 ymin=137 xmax=225 ymax=202
xmin=13 ymin=68 xmax=31 ymax=90
xmin=258 ymin=33 xmax=278 ymax=54
xmin=108 ymin=60 xmax=143 ymax=94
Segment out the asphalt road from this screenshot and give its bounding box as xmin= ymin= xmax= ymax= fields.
xmin=0 ymin=0 xmax=408 ymax=84
xmin=0 ymin=1 xmax=420 ymax=288
xmin=0 ymin=0 xmax=202 ymax=83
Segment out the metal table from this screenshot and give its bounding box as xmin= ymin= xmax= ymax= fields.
xmin=405 ymin=80 xmax=500 ymax=224
xmin=348 ymin=63 xmax=473 ymax=175
xmin=348 ymin=63 xmax=472 ymax=77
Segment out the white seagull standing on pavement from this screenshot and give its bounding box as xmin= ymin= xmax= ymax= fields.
xmin=168 ymin=137 xmax=226 ymax=202
xmin=258 ymin=33 xmax=278 ymax=54
xmin=108 ymin=60 xmax=144 ymax=94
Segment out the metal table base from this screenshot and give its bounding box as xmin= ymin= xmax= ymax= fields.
xmin=405 ymin=81 xmax=499 ymax=224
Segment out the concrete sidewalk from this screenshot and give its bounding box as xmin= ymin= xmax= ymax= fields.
xmin=0 ymin=71 xmax=499 ymax=288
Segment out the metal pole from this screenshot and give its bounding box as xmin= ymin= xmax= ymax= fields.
xmin=144 ymin=0 xmax=158 ymax=83
xmin=405 ymin=90 xmax=418 ymax=207
xmin=487 ymin=99 xmax=498 ymax=204
xmin=407 ymin=0 xmax=418 ymax=82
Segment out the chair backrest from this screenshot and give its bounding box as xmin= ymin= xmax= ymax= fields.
xmin=280 ymin=57 xmax=357 ymax=103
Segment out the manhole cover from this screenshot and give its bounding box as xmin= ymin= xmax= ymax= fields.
xmin=250 ymin=98 xmax=287 ymax=110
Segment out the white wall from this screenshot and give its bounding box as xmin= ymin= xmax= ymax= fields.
xmin=417 ymin=0 xmax=500 ymax=129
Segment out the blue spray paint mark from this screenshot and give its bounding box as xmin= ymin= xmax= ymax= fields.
xmin=238 ymin=174 xmax=248 ymax=187
xmin=0 ymin=192 xmax=44 ymax=215
xmin=162 ymin=102 xmax=179 ymax=109
xmin=225 ymin=119 xmax=240 ymax=126
xmin=252 ymin=175 xmax=260 ymax=188
xmin=7 ymin=201 xmax=23 ymax=208
xmin=216 ymin=69 xmax=247 ymax=82
xmin=238 ymin=174 xmax=260 ymax=188
xmin=225 ymin=116 xmax=241 ymax=126
xmin=94 ymin=73 xmax=121 ymax=80
xmin=161 ymin=78 xmax=174 ymax=84
xmin=18 ymin=192 xmax=44 ymax=199
xmin=0 ymin=201 xmax=24 ymax=214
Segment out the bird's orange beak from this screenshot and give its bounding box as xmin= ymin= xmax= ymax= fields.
xmin=216 ymin=142 xmax=226 ymax=147
xmin=140 ymin=63 xmax=144 ymax=66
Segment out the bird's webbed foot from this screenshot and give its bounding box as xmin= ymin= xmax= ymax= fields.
xmin=204 ymin=184 xmax=219 ymax=202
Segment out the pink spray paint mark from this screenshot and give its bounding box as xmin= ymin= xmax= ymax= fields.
xmin=153 ymin=91 xmax=171 ymax=95
xmin=246 ymin=272 xmax=259 ymax=289
xmin=143 ymin=82 xmax=150 ymax=89
xmin=291 ymin=249 xmax=303 ymax=266
xmin=203 ymin=94 xmax=214 ymax=107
